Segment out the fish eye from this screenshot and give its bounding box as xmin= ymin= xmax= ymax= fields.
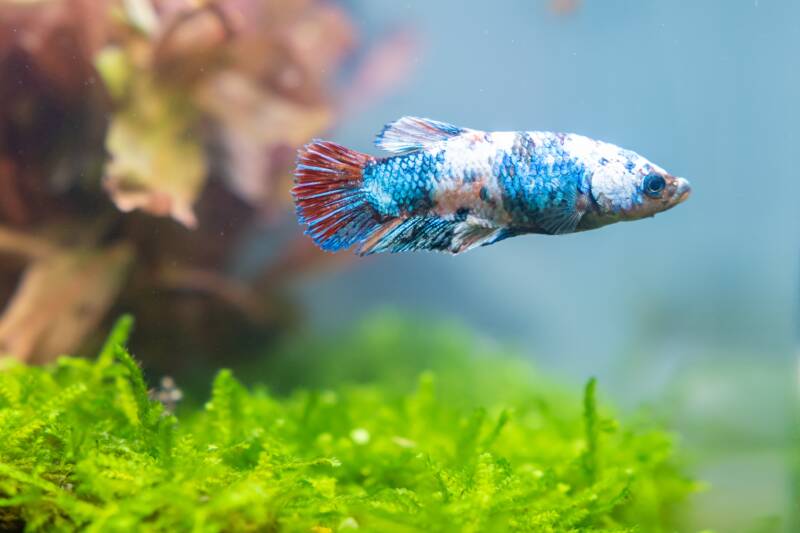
xmin=643 ymin=174 xmax=666 ymax=197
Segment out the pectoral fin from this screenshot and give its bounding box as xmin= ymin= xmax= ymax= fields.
xmin=536 ymin=207 xmax=584 ymax=235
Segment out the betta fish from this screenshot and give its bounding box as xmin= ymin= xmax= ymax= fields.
xmin=292 ymin=116 xmax=690 ymax=255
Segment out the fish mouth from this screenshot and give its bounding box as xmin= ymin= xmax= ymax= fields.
xmin=672 ymin=177 xmax=691 ymax=204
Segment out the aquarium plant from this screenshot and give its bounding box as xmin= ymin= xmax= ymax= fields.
xmin=0 ymin=316 xmax=696 ymax=532
xmin=0 ymin=0 xmax=415 ymax=365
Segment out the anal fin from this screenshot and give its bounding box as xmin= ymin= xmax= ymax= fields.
xmin=357 ymin=216 xmax=507 ymax=255
xmin=450 ymin=219 xmax=505 ymax=253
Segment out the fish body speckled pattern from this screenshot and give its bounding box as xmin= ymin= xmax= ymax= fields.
xmin=292 ymin=116 xmax=691 ymax=255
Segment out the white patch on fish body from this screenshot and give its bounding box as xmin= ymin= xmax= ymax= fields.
xmin=562 ymin=133 xmax=657 ymax=212
xmin=431 ymin=130 xmax=509 ymax=222
xmin=488 ymin=131 xmax=517 ymax=152
xmin=440 ymin=131 xmax=491 ymax=177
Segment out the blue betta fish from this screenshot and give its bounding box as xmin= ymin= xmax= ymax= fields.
xmin=292 ymin=116 xmax=690 ymax=255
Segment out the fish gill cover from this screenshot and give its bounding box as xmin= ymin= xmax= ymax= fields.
xmin=0 ymin=316 xmax=697 ymax=532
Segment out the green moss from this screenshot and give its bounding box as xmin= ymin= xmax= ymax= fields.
xmin=0 ymin=316 xmax=697 ymax=532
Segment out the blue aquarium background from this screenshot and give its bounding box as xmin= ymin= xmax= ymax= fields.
xmin=267 ymin=1 xmax=796 ymax=529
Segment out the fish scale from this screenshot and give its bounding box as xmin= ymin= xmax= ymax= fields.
xmin=497 ymin=134 xmax=584 ymax=226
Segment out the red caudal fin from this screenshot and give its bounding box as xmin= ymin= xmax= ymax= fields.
xmin=292 ymin=141 xmax=380 ymax=252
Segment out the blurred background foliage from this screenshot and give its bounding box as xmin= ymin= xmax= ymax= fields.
xmin=0 ymin=0 xmax=416 ymax=366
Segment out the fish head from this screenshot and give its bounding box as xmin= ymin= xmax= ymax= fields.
xmin=571 ymin=136 xmax=690 ymax=227
xmin=630 ymin=168 xmax=691 ymax=219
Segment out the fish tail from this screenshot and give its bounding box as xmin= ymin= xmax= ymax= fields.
xmin=292 ymin=141 xmax=380 ymax=252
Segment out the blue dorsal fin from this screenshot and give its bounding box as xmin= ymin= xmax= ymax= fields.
xmin=375 ymin=116 xmax=465 ymax=154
